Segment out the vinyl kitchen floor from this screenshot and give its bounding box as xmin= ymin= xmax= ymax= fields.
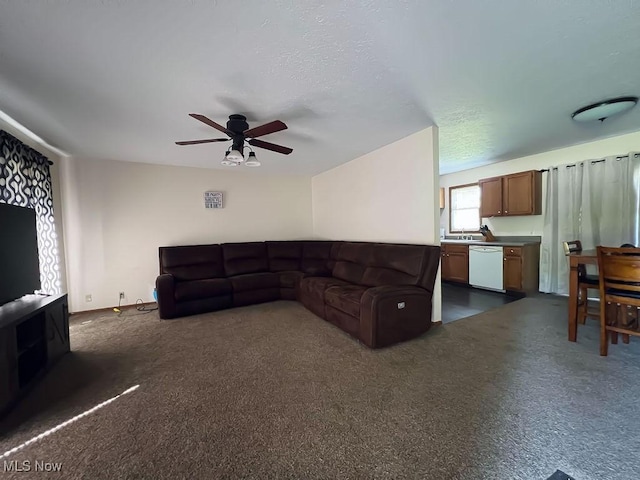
xmin=441 ymin=282 xmax=519 ymax=324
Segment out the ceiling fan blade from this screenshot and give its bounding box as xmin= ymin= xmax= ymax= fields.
xmin=248 ymin=138 xmax=293 ymax=155
xmin=189 ymin=113 xmax=233 ymax=135
xmin=175 ymin=138 xmax=230 ymax=146
xmin=243 ymin=120 xmax=287 ymax=138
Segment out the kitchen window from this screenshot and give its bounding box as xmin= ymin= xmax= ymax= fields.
xmin=449 ymin=183 xmax=481 ymax=232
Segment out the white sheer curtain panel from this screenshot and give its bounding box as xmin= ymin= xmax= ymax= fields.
xmin=539 ymin=152 xmax=639 ymax=295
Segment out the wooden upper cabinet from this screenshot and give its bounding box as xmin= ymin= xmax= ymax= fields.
xmin=479 ymin=177 xmax=503 ymax=217
xmin=503 ymin=171 xmax=542 ymax=216
xmin=479 ymin=170 xmax=541 ymax=217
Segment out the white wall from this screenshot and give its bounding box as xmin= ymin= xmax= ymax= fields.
xmin=312 ymin=127 xmax=442 ymax=321
xmin=0 ymin=117 xmax=68 ymax=294
xmin=440 ymin=130 xmax=640 ymax=237
xmin=59 ymin=157 xmax=313 ymax=312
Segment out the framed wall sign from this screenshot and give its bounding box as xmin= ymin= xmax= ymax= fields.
xmin=204 ymin=191 xmax=223 ymax=209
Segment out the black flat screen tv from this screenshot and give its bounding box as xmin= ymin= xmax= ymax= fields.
xmin=0 ymin=203 xmax=41 ymax=306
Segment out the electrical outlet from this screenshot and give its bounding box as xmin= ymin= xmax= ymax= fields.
xmin=119 ymin=292 xmax=125 ymax=300
xmin=85 ymin=294 xmax=92 ymax=303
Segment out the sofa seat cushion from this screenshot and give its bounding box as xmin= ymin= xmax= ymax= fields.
xmin=231 ymin=272 xmax=279 ymax=292
xmin=277 ymin=271 xmax=304 ymax=289
xmin=324 ymin=285 xmax=367 ymax=318
xmin=175 ymin=278 xmax=232 ymax=302
xmin=298 ymin=277 xmax=350 ymax=300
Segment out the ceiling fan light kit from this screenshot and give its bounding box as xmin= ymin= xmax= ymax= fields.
xmin=176 ymin=113 xmax=293 ymax=168
xmin=571 ymin=96 xmax=638 ymax=122
xmin=245 ymin=152 xmax=261 ymax=167
xmin=226 ymin=149 xmax=244 ymax=162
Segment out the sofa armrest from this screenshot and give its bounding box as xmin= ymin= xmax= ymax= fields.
xmin=360 ymin=285 xmax=433 ymax=348
xmin=156 ymin=274 xmax=177 ymax=319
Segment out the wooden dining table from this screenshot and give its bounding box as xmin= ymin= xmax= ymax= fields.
xmin=567 ymin=249 xmax=597 ymax=342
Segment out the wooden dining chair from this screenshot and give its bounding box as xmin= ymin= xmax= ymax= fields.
xmin=563 ymin=240 xmax=600 ymax=324
xmin=597 ymin=246 xmax=640 ymax=356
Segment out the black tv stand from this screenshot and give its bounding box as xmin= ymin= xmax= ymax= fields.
xmin=0 ymin=293 xmax=69 ymax=416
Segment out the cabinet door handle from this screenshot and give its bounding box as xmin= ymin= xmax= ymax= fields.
xmin=498 ymin=210 xmax=501 ymax=214
xmin=505 ymin=210 xmax=508 ymax=214
xmin=504 ymin=258 xmax=506 ymax=261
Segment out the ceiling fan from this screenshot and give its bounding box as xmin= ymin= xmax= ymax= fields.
xmin=176 ymin=113 xmax=293 ymax=167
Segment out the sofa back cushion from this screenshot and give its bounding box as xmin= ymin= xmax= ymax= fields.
xmin=332 ymin=243 xmax=373 ymax=284
xmin=360 ymin=244 xmax=428 ymax=288
xmin=160 ymin=245 xmax=225 ymax=281
xmin=329 ymin=241 xmax=342 ymax=270
xmin=267 ymin=241 xmax=302 ymax=272
xmin=415 ymin=245 xmax=441 ymax=293
xmin=300 ymin=241 xmax=333 ymax=274
xmin=222 ymin=242 xmax=269 ymax=277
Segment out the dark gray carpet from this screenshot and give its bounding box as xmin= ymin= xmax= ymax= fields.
xmin=1 ymin=296 xmax=638 ymax=479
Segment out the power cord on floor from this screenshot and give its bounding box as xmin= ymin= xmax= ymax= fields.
xmin=112 ymin=298 xmax=157 ymax=317
xmin=113 ymin=296 xmax=123 ymax=316
xmin=136 ymin=299 xmax=158 ymax=313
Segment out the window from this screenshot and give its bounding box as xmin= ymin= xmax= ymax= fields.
xmin=449 ymin=183 xmax=481 ymax=232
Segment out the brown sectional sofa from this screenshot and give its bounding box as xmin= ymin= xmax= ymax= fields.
xmin=156 ymin=240 xmax=440 ymax=348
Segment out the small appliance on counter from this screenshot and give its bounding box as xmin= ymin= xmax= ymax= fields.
xmin=479 ymin=225 xmax=496 ymax=242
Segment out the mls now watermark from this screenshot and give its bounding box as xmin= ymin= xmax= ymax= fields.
xmin=4 ymin=460 xmax=63 ymax=473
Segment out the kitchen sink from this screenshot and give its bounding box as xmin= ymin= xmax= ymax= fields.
xmin=442 ymin=238 xmax=484 ymax=243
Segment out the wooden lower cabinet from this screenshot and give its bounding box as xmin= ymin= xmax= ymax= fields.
xmin=503 ymin=245 xmax=540 ymax=293
xmin=442 ymin=242 xmax=539 ymax=293
xmin=503 ymin=253 xmax=523 ymax=291
xmin=441 ymin=244 xmax=469 ymax=284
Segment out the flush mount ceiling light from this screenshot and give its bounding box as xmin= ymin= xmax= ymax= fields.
xmin=572 ymin=96 xmax=638 ymax=122
xmin=244 ymin=151 xmax=261 ymax=167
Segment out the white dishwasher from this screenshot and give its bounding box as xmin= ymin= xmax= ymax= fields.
xmin=468 ymin=245 xmax=504 ymax=292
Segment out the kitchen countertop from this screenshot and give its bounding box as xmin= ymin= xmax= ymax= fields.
xmin=441 ymin=236 xmax=541 ymax=247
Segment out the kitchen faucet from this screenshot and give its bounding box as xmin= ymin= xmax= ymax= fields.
xmin=458 ymin=228 xmax=473 ymax=241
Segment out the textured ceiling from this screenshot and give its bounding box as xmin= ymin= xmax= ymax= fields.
xmin=0 ymin=1 xmax=639 ymax=175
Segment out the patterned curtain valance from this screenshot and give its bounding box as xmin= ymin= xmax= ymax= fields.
xmin=0 ymin=130 xmax=61 ymax=295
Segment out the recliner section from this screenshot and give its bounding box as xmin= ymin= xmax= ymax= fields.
xmin=156 ymin=240 xmax=440 ymax=348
